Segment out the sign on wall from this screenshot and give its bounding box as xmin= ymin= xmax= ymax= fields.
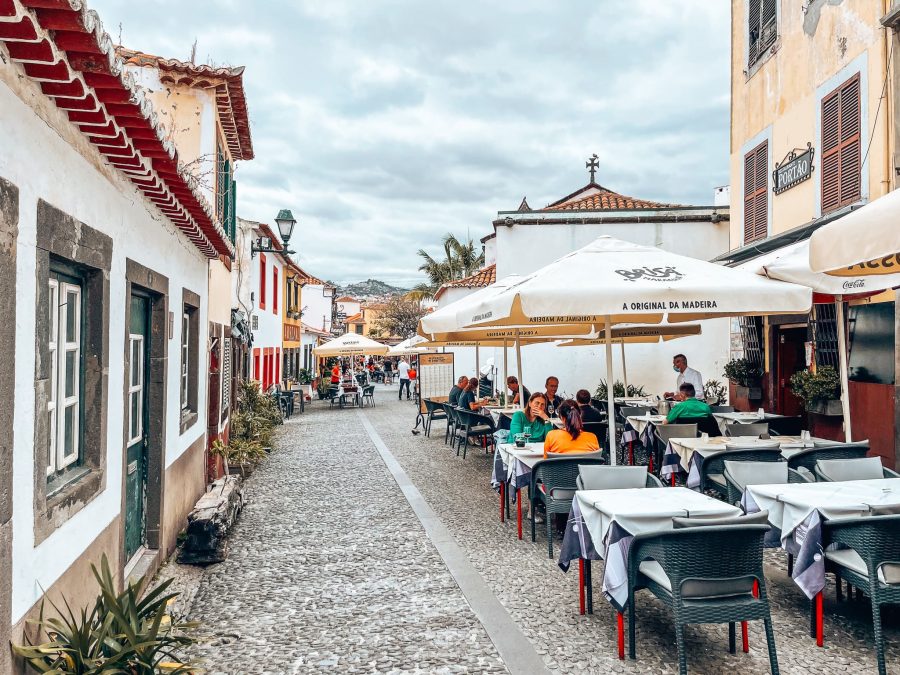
xmin=773 ymin=143 xmax=815 ymax=194
xmin=418 ymin=352 xmax=454 ymax=414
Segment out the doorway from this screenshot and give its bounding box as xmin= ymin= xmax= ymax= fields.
xmin=125 ymin=292 xmax=150 ymax=563
xmin=776 ymin=326 xmax=807 ymax=417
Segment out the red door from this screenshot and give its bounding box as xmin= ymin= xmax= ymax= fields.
xmin=776 ymin=327 xmax=807 ymax=417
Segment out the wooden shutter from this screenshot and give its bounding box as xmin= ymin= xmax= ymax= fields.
xmin=743 ymin=140 xmax=768 ymax=244
xmin=821 ymin=73 xmax=861 ymax=214
xmin=748 ymin=0 xmax=762 ymax=65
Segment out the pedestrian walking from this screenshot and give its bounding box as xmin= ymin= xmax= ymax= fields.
xmin=397 ymin=357 xmax=411 ymax=400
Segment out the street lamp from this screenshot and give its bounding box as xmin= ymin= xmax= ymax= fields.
xmin=251 ymin=209 xmax=297 ymax=256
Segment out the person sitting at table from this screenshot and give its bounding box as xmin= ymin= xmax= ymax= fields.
xmin=664 ymin=383 xmax=711 ymax=423
xmin=544 ymin=376 xmax=563 ymax=416
xmin=544 ymin=399 xmax=600 ymax=457
xmin=506 ymin=376 xmax=531 ymax=406
xmin=575 ymin=389 xmax=604 ymax=423
xmin=508 ymin=392 xmax=554 ymax=443
xmin=449 ymin=375 xmax=469 ymax=407
xmin=458 ymin=377 xmax=485 ymax=412
xmin=664 ymin=354 xmax=704 ymax=400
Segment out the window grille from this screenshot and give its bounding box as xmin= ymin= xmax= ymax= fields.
xmin=222 ymin=337 xmax=232 ymax=411
xmin=739 ymin=316 xmax=764 ymax=366
xmin=810 ymin=303 xmax=839 ymax=369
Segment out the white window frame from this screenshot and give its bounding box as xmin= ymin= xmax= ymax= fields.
xmin=127 ymin=334 xmax=144 ymax=446
xmin=181 ymin=312 xmax=189 ymax=410
xmin=48 ymin=278 xmax=81 ymax=474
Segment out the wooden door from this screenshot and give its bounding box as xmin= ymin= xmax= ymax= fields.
xmin=125 ymin=293 xmax=150 ymax=562
xmin=776 ymin=326 xmax=806 ymax=417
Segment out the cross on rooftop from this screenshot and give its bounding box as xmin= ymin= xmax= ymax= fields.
xmin=586 ymin=153 xmax=599 ymax=183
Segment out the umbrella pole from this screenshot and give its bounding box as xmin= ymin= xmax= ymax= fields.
xmin=475 ymin=345 xmax=480 ymax=394
xmin=620 ymin=341 xmax=628 ymax=394
xmin=503 ymin=338 xmax=508 ymax=405
xmin=835 ymin=296 xmax=853 ymax=442
xmin=515 ymin=329 xmax=524 ymax=409
xmin=605 ymin=317 xmax=617 ymax=465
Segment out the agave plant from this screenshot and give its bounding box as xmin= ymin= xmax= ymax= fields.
xmin=14 ymin=554 xmax=199 ymax=674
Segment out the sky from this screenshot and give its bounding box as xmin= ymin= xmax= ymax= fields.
xmin=90 ymin=0 xmax=731 ymax=287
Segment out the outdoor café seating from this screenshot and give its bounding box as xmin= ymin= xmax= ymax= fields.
xmin=695 ymin=446 xmax=782 ymax=499
xmin=786 ymin=441 xmax=871 ymax=473
xmin=530 ymin=453 xmax=604 ymax=558
xmin=576 ymin=464 xmax=662 ymax=490
xmin=654 ymin=423 xmax=698 ymax=473
xmin=723 ymin=459 xmax=810 ymax=506
xmin=361 ymin=384 xmax=376 ymax=407
xmin=709 ymin=405 xmax=735 ymax=413
xmin=627 ymin=516 xmax=778 ymax=674
xmin=454 ymin=408 xmax=495 ymax=458
xmin=422 ymin=398 xmax=447 ymax=437
xmin=441 ymin=402 xmax=458 ymax=445
xmin=768 ymin=415 xmax=804 ymax=436
xmin=724 ymin=421 xmax=769 ymax=437
xmin=813 ymin=456 xmax=900 ymax=482
xmin=822 ymin=514 xmax=900 ymax=675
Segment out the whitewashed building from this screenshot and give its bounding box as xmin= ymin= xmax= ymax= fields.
xmin=0 ymin=2 xmax=248 ymax=669
xmin=441 ymin=166 xmax=732 ymax=399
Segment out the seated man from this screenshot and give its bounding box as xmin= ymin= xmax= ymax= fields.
xmin=458 ymin=377 xmax=486 ymax=412
xmin=575 ymin=389 xmax=604 ymax=423
xmin=544 ymin=376 xmax=563 ymax=416
xmin=665 ymin=383 xmax=711 ymax=423
xmin=449 ymin=375 xmax=468 ymax=407
xmin=506 ymin=376 xmax=531 ymax=406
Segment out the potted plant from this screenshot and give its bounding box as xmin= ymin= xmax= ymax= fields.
xmin=703 ymin=379 xmax=727 ymax=405
xmin=789 ymin=366 xmax=842 ymax=415
xmin=594 ymin=380 xmax=647 ymax=400
xmin=723 ymin=358 xmax=763 ymax=400
xmin=211 ymin=437 xmax=267 ymax=478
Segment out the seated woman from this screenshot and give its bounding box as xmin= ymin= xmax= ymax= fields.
xmin=544 ymin=399 xmax=600 ymax=457
xmin=508 ymin=392 xmax=554 ymax=443
xmin=665 ymin=383 xmax=711 ymax=423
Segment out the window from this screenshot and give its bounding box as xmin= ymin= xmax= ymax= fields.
xmin=253 ymin=347 xmax=261 ymax=381
xmin=216 ymin=140 xmax=237 ymax=242
xmin=739 ymin=316 xmax=764 ymax=368
xmin=127 ymin=332 xmax=144 ymax=446
xmin=47 ymin=269 xmax=83 ymax=477
xmin=222 ymin=337 xmax=232 ymax=414
xmin=848 ymin=302 xmax=895 ymax=384
xmin=180 ymin=311 xmax=189 ymax=410
xmin=748 ymin=0 xmax=776 ymax=68
xmin=811 ymin=303 xmax=839 ymax=369
xmin=180 ymin=289 xmax=200 ymax=432
xmin=259 ymin=253 xmax=267 ymax=310
xmin=273 ymin=267 xmax=279 ymax=314
xmin=743 ymin=141 xmax=768 ymax=244
xmin=821 ymin=74 xmax=861 ymax=214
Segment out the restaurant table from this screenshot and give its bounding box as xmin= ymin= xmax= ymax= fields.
xmin=491 ymin=443 xmax=545 ymax=539
xmin=485 ymin=406 xmax=520 ymax=430
xmin=621 ymin=414 xmax=667 ymax=467
xmin=712 ymin=411 xmax=785 ymax=435
xmin=558 ymin=487 xmax=740 ymax=614
xmin=744 ymin=479 xmax=900 ymax=599
xmin=337 ymin=385 xmax=360 ymax=408
xmin=614 ymin=397 xmax=658 ymax=407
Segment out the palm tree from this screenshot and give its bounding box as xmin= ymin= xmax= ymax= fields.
xmin=415 ymin=233 xmax=485 ymax=298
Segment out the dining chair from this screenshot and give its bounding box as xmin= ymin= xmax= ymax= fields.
xmin=695 ymin=447 xmax=783 ymax=499
xmin=786 ymin=442 xmax=870 ymax=473
xmin=695 ymin=415 xmax=722 ymax=438
xmin=530 ymin=453 xmax=604 ymax=558
xmin=709 ymin=405 xmax=735 ymax=413
xmin=361 ymin=384 xmax=376 ymax=408
xmin=582 ymin=422 xmax=609 ymax=454
xmin=454 ymin=408 xmax=495 ymax=458
xmin=723 ymin=460 xmax=811 ymax=506
xmin=576 ymin=465 xmax=662 ymax=490
xmin=725 ymin=422 xmax=769 ymax=437
xmin=626 ymin=519 xmax=778 ymax=674
xmin=822 ymin=514 xmax=900 ymax=675
xmin=767 ymin=415 xmax=804 ymax=437
xmin=441 ymin=403 xmax=457 ymax=445
xmin=421 ymin=398 xmax=446 ymax=437
xmin=653 ymin=423 xmax=698 ymax=474
xmin=813 ymin=456 xmax=900 ymax=482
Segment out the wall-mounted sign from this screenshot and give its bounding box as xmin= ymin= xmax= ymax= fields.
xmin=773 ymin=143 xmax=814 ymax=194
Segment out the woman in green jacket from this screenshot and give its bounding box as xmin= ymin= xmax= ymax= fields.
xmin=508 ymin=392 xmax=554 ymax=443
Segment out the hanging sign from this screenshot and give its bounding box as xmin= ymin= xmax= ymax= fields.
xmin=773 ymin=143 xmax=814 ymax=194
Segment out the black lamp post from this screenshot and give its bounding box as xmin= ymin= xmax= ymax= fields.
xmin=252 ymin=209 xmax=297 ymax=256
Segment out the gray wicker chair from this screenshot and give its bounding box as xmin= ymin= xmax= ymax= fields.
xmin=653 ymin=423 xmax=698 ymax=474
xmin=695 ymin=448 xmax=783 ymax=499
xmin=723 ymin=460 xmax=811 ymax=506
xmin=422 ymin=398 xmax=446 ymax=437
xmin=453 ymin=408 xmax=495 ymax=458
xmin=709 ymin=405 xmax=735 ymax=413
xmin=724 ymin=421 xmax=769 ymax=437
xmin=576 ymin=464 xmax=662 ymax=490
xmin=786 ymin=442 xmax=870 ymax=473
xmin=530 ymin=453 xmax=604 ymax=558
xmin=441 ymin=402 xmax=457 ymax=445
xmin=767 ymin=415 xmax=804 ymax=436
xmin=627 ymin=521 xmax=778 ymax=674
xmin=822 ymin=514 xmax=900 ymax=675
xmin=362 ymin=384 xmax=376 ymax=407
xmin=814 ymin=456 xmax=900 ymax=482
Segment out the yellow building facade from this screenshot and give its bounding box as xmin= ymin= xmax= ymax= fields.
xmin=281 ymin=257 xmax=304 ymax=385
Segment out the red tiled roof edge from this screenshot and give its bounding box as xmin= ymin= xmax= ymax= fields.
xmin=544 ymin=182 xmax=679 ymax=211
xmin=433 ymin=264 xmax=496 ymax=300
xmin=116 ymin=47 xmax=253 ymax=161
xmin=0 ymin=0 xmax=233 ymax=259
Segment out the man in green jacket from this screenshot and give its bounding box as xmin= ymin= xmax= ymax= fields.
xmin=665 ymin=383 xmax=711 ymax=423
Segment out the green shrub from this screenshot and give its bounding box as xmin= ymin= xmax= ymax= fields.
xmin=723 ymin=358 xmax=762 ymax=387
xmin=704 ymin=379 xmax=727 ymax=404
xmin=789 ymin=366 xmax=840 ymax=409
xmin=594 ymin=380 xmax=647 ymax=400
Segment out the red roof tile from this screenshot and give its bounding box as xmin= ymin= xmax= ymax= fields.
xmin=335 ymin=295 xmax=357 ymax=303
xmin=434 ymin=264 xmax=496 ymax=300
xmin=546 ymin=183 xmax=678 ymax=211
xmin=0 ymin=0 xmax=232 ymax=258
xmin=116 ymin=47 xmax=253 ymax=161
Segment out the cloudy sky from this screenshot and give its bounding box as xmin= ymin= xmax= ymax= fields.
xmin=91 ymin=0 xmax=730 ymax=287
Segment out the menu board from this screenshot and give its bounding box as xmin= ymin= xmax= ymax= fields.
xmin=418 ymin=352 xmax=454 ymax=413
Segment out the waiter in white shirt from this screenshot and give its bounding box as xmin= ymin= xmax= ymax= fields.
xmin=664 ymin=354 xmax=704 ymax=400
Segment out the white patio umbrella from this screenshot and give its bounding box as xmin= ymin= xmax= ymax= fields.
xmin=809 ymin=189 xmax=900 ymax=274
xmin=313 ymin=332 xmax=390 ymax=357
xmin=460 ymin=236 xmax=813 ymax=460
xmin=388 ymin=335 xmax=434 ymax=356
xmin=741 ymin=239 xmax=900 ymax=441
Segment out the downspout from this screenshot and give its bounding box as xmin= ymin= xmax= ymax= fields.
xmin=884 ymin=0 xmax=893 ymax=195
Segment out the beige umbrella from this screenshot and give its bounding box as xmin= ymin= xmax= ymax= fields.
xmin=809 ymin=189 xmax=900 ymax=275
xmin=461 ymin=236 xmax=812 ymax=459
xmin=313 ymin=332 xmax=390 ymax=357
xmin=388 ymin=335 xmax=435 ymax=356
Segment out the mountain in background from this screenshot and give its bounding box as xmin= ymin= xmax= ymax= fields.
xmin=329 ymin=278 xmax=409 ymax=301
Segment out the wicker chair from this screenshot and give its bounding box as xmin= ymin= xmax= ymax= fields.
xmin=653 ymin=424 xmax=698 ymax=474
xmin=695 ymin=448 xmax=783 ymax=499
xmin=627 ymin=521 xmax=778 ymax=674
xmin=421 ymin=398 xmax=446 ymax=437
xmin=724 ymin=422 xmax=769 ymax=437
xmin=786 ymin=442 xmax=870 ymax=473
xmin=813 ymin=456 xmax=900 ymax=482
xmin=453 ymin=408 xmax=495 ymax=458
xmin=723 ymin=460 xmax=811 ymax=506
xmin=441 ymin=403 xmax=458 ymax=445
xmin=767 ymin=415 xmax=804 ymax=437
xmin=695 ymin=415 xmax=722 ymax=438
xmin=822 ymin=514 xmax=900 ymax=675
xmin=576 ymin=464 xmax=662 ymax=490
xmin=325 ymin=386 xmax=341 ymax=409
xmin=361 ymin=384 xmax=376 ymax=407
xmin=710 ymin=405 xmax=735 ymax=413
xmin=530 ymin=454 xmax=604 ymax=558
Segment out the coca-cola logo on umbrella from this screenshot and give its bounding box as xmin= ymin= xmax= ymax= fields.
xmin=615 ymin=266 xmax=684 ymax=282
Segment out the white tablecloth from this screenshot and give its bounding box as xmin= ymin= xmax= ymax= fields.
xmin=712 ymin=411 xmax=785 ymax=435
xmin=497 ymin=443 xmax=544 ymax=487
xmin=667 ymin=435 xmax=818 ymax=471
xmin=486 ymin=406 xmax=521 ymax=426
xmin=625 ymin=414 xmax=667 ymax=436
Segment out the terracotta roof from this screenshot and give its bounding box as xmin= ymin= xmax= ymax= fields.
xmin=293 ymin=263 xmax=328 ymax=287
xmin=116 ymin=47 xmax=253 ymax=161
xmin=335 ymin=295 xmax=357 ymax=303
xmin=433 ymin=264 xmax=496 ymax=300
xmin=301 ymin=322 xmax=330 ymax=337
xmin=345 ymin=312 xmax=363 ymax=324
xmin=546 ymin=182 xmax=678 ymax=211
xmin=0 ymin=0 xmax=232 ymax=258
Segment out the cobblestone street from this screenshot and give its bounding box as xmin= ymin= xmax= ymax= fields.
xmin=175 ymin=385 xmax=900 ymax=674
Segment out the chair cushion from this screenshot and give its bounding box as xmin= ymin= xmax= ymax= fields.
xmin=825 ymin=548 xmax=900 ymax=585
xmin=639 ymin=560 xmax=671 ymax=591
xmin=578 ymin=465 xmax=647 ymax=490
xmin=468 ymin=425 xmax=492 ymax=434
xmin=549 ymin=488 xmax=576 ymax=501
xmin=817 ymin=457 xmax=883 ymax=482
xmin=706 ymin=473 xmax=726 ymax=487
xmin=673 ymin=510 xmax=769 ymax=529
xmin=638 ymin=561 xmax=754 ymax=599
xmin=724 ymin=460 xmax=788 ymax=491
